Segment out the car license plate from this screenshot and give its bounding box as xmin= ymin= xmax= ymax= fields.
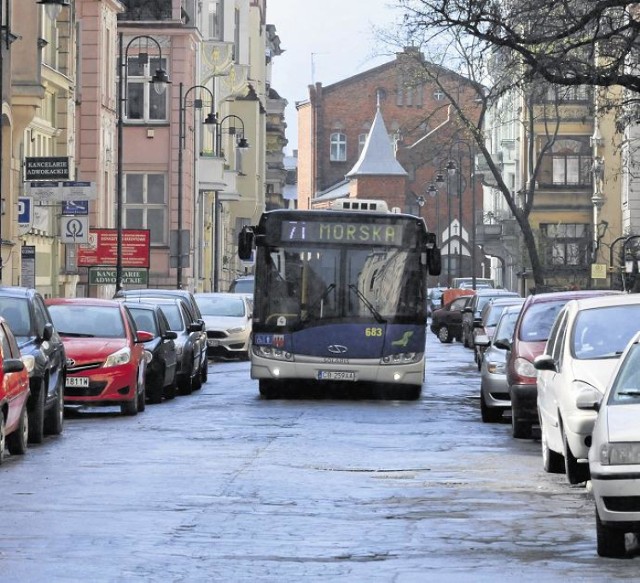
xmin=66 ymin=377 xmax=89 ymax=388
xmin=207 ymin=339 xmax=219 ymax=347
xmin=317 ymin=370 xmax=356 ymax=381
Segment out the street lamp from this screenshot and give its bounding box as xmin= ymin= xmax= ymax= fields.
xmin=116 ymin=32 xmax=170 ymax=292
xmin=176 ymin=83 xmax=216 ymax=289
xmin=445 ymin=160 xmax=455 ymax=284
xmin=213 ymin=114 xmax=250 ymax=162
xmin=427 ymin=182 xmax=440 ymax=247
xmin=0 ymin=0 xmax=66 ymax=283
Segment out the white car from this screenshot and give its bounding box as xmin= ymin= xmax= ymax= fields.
xmin=194 ymin=293 xmax=252 ymax=360
xmin=584 ymin=331 xmax=640 ymax=557
xmin=534 ymin=294 xmax=640 ymax=485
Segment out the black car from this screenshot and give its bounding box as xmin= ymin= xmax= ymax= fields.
xmin=114 ymin=289 xmax=207 ymax=386
xmin=124 ymin=302 xmax=178 ymax=403
xmin=461 ymin=289 xmax=520 ymax=349
xmin=430 ymin=295 xmax=474 ymax=343
xmin=0 ymin=287 xmax=66 ymax=443
xmin=125 ymin=297 xmax=202 ymax=395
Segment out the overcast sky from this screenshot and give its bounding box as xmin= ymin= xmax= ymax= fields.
xmin=267 ymin=0 xmax=404 ymax=155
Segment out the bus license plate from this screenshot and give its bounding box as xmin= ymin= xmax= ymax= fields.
xmin=66 ymin=377 xmax=89 ymax=388
xmin=317 ymin=371 xmax=356 ymax=381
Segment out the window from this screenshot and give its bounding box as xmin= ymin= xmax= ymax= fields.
xmin=545 ymin=84 xmax=589 ymax=102
xmin=540 ymin=223 xmax=589 ymax=266
xmin=330 ymin=132 xmax=347 ymax=162
xmin=124 ymin=56 xmax=168 ymax=122
xmin=208 ymin=0 xmax=224 ymax=39
xmin=358 ymin=133 xmax=368 ymax=155
xmin=540 ymin=137 xmax=592 ymax=186
xmin=433 ymin=89 xmax=445 ymax=101
xmin=124 ymin=173 xmax=167 ymax=245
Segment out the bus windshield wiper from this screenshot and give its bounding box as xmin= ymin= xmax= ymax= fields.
xmin=348 ymin=284 xmax=386 ymax=323
xmin=301 ymin=283 xmax=336 ymax=322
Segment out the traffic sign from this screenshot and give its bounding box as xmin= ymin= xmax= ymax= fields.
xmin=24 ymin=181 xmax=97 ymax=201
xmin=60 ymin=216 xmax=89 ymax=244
xmin=62 ymin=200 xmax=89 ymax=215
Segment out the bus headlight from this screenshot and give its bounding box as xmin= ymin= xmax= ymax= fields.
xmin=253 ymin=345 xmax=293 ymax=361
xmin=380 ymin=352 xmax=423 ymax=365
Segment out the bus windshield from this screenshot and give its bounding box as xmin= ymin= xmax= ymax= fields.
xmin=257 ymin=245 xmax=425 ymax=328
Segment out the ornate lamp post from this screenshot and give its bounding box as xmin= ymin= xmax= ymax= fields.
xmin=116 ymin=33 xmax=170 ymax=292
xmin=445 ymin=160 xmax=456 ymax=284
xmin=176 ymin=83 xmax=216 ymax=289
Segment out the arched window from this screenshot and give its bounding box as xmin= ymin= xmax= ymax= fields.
xmin=330 ymin=132 xmax=347 ymax=162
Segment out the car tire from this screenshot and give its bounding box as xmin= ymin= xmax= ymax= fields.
xmin=476 ymin=349 xmax=482 ymax=371
xmin=259 ymin=379 xmax=281 ymax=399
xmin=562 ymin=425 xmax=589 ymax=484
xmin=0 ymin=414 xmax=6 ymax=465
xmin=44 ymin=382 xmax=64 ymax=436
xmin=163 ymin=377 xmax=177 ymax=400
xmin=137 ymin=381 xmax=146 ymax=413
xmin=511 ymin=408 xmax=532 ymax=439
xmin=540 ymin=417 xmax=564 ymax=473
xmin=178 ymin=373 xmax=193 ymax=396
xmin=28 ymin=379 xmax=46 ymax=444
xmin=120 ymin=393 xmax=139 ymax=416
xmin=596 ymin=509 xmax=626 ymax=558
xmin=147 ymin=371 xmax=164 ymax=404
xmin=7 ymin=405 xmax=29 ymax=456
xmin=438 ymin=326 xmax=452 ymax=344
xmin=200 ymin=358 xmax=208 ymax=383
xmin=480 ymin=390 xmax=502 ymax=423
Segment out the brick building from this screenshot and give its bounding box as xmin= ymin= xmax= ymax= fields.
xmin=297 ymin=49 xmax=483 ymax=284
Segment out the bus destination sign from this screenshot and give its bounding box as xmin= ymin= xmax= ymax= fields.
xmin=281 ymin=221 xmax=405 ymax=246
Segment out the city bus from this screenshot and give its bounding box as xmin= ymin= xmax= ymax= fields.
xmin=237 ymin=199 xmax=442 ymax=400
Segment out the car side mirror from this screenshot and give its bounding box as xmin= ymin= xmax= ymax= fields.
xmin=473 ymin=318 xmax=483 ymax=328
xmin=164 ymin=331 xmax=178 ymax=340
xmin=188 ymin=322 xmax=203 ymax=333
xmin=238 ymin=227 xmax=254 ymax=261
xmin=42 ymin=322 xmax=54 ymax=341
xmin=462 ymin=307 xmax=472 ymax=313
xmin=475 ymin=334 xmax=490 ymax=347
xmin=576 ymin=387 xmax=602 ymax=412
xmin=135 ymin=330 xmax=154 ymax=343
xmin=4 ymin=358 xmax=25 ymax=373
xmin=533 ymin=354 xmax=556 ymax=372
xmin=492 ymin=338 xmax=511 ymax=351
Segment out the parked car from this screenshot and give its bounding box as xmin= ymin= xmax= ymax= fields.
xmin=507 ymin=290 xmax=620 ymax=441
xmin=430 ymin=294 xmax=474 ymax=343
xmin=473 ymin=297 xmax=525 ymax=370
xmin=426 ymin=286 xmax=447 ymax=318
xmin=0 ymin=287 xmax=66 ymax=443
xmin=535 ymin=294 xmax=640 ymax=484
xmin=461 ymin=289 xmax=520 ymax=349
xmin=114 ymin=288 xmax=208 ymax=386
xmin=124 ymin=302 xmax=178 ymax=403
xmin=45 ymin=298 xmax=153 ymax=416
xmin=229 ymin=275 xmax=254 ymax=294
xmin=585 ymin=331 xmax=640 ymax=557
xmin=125 ymin=297 xmax=203 ymax=395
xmin=0 ymin=317 xmax=30 ymax=464
xmin=476 ymin=304 xmax=523 ymax=423
xmin=194 ymin=293 xmax=252 ymax=360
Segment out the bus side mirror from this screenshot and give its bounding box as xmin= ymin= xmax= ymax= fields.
xmin=238 ymin=228 xmax=254 ymax=261
xmin=427 ymin=246 xmax=442 ymax=276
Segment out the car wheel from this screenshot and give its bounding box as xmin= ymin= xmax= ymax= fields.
xmin=596 ymin=509 xmax=626 ymax=558
xmin=540 ymin=417 xmax=564 ymax=473
xmin=480 ymin=390 xmax=502 ymax=423
xmin=178 ymin=373 xmax=193 ymax=396
xmin=200 ymin=358 xmax=208 ymax=383
xmin=438 ymin=326 xmax=452 ymax=344
xmin=147 ymin=371 xmax=164 ymax=405
xmin=259 ymin=379 xmax=280 ymax=399
xmin=6 ymin=405 xmax=29 ymax=456
xmin=511 ymin=408 xmax=532 ymax=439
xmin=0 ymin=414 xmax=6 ymax=465
xmin=28 ymin=379 xmax=45 ymax=444
xmin=44 ymin=382 xmax=64 ymax=436
xmin=120 ymin=393 xmax=139 ymax=416
xmin=163 ymin=376 xmax=177 ymax=400
xmin=476 ymin=349 xmax=482 ymax=371
xmin=562 ymin=425 xmax=589 ymax=484
xmin=137 ymin=380 xmax=146 ymax=413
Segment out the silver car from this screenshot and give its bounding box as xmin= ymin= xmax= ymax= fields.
xmin=584 ymin=331 xmax=640 ymax=557
xmin=477 ymin=304 xmax=522 ymax=423
xmin=194 ymin=293 xmax=252 ymax=360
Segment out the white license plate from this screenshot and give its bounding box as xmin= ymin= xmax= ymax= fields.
xmin=66 ymin=377 xmax=89 ymax=388
xmin=207 ymin=339 xmax=219 ymax=347
xmin=317 ymin=371 xmax=356 ymax=381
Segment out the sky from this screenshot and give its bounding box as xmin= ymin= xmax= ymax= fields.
xmin=267 ymin=0 xmax=405 ymax=155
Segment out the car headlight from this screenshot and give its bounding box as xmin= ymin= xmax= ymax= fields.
xmin=227 ymin=326 xmax=246 ymax=334
xmin=600 ymin=442 xmax=640 ymax=465
xmin=21 ymin=355 xmax=36 ymax=375
xmin=513 ymin=357 xmax=537 ymax=378
xmin=252 ymin=345 xmax=293 ymax=361
xmin=144 ymin=350 xmax=153 ymax=364
xmin=381 ymin=352 xmax=423 ymax=365
xmin=103 ymin=347 xmax=131 ymax=368
xmin=487 ymin=360 xmax=506 ymax=374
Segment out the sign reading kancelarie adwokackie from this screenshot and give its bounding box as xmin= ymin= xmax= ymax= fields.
xmin=77 ymin=229 xmax=150 ymax=268
xmin=24 ymin=157 xmax=70 ymax=180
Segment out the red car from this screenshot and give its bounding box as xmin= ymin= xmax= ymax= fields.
xmin=45 ymin=298 xmax=153 ymax=416
xmin=0 ymin=317 xmax=31 ymax=464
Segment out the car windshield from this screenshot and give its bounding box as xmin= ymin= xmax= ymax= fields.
xmin=484 ymin=303 xmax=518 ymax=327
xmin=231 ymin=279 xmax=254 ymax=293
xmin=157 ymin=304 xmax=184 ymax=331
xmin=493 ymin=309 xmax=520 ymax=344
xmin=519 ymin=300 xmax=567 ymax=342
xmin=128 ymin=308 xmax=158 ymax=336
xmin=572 ymin=305 xmax=640 ymax=360
xmin=196 ymin=295 xmax=245 ymax=317
xmin=0 ymin=298 xmax=31 ymax=337
xmin=609 ymin=343 xmax=640 ymax=404
xmin=48 ymin=305 xmax=125 ymax=338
